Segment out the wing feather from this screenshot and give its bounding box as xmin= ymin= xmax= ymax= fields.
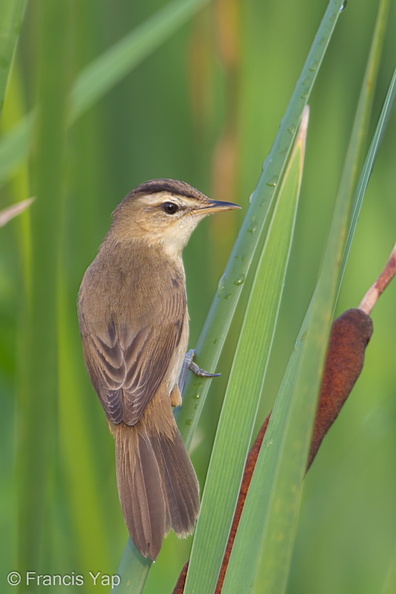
xmin=80 ymin=287 xmax=186 ymax=426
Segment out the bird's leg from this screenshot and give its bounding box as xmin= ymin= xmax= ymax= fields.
xmin=178 ymin=349 xmax=221 ymax=394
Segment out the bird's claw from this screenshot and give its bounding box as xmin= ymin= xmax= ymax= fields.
xmin=178 ymin=349 xmax=221 ymax=393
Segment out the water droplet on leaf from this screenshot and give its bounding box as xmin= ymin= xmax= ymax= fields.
xmin=266 ymin=175 xmax=278 ymax=187
xmin=233 ymin=274 xmax=245 ymax=286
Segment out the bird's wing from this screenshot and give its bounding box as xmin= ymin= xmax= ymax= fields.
xmin=80 ymin=292 xmax=186 ymax=426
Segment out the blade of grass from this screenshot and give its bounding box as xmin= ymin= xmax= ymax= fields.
xmin=183 ymin=107 xmax=308 ymax=594
xmin=113 ymin=540 xmax=152 ymax=594
xmin=221 ymin=1 xmax=391 ymax=590
xmin=0 ymin=0 xmax=210 ymax=185
xmin=221 ymin=168 xmax=346 ymax=594
xmin=17 ymin=0 xmax=69 ymax=579
xmin=341 ymin=68 xmax=396 ymax=281
xmin=0 ymin=0 xmax=27 ymax=114
xmin=338 ymin=0 xmax=392 ymax=283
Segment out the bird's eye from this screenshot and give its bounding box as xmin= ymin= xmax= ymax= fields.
xmin=162 ymin=202 xmax=179 ymax=215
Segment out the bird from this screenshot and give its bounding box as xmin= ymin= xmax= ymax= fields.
xmin=78 ymin=178 xmax=239 ymax=560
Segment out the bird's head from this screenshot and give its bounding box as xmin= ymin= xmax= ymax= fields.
xmin=110 ymin=178 xmax=240 ymax=257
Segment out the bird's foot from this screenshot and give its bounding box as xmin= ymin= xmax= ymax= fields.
xmin=178 ymin=349 xmax=221 ymax=393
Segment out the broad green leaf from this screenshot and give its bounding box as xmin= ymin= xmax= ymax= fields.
xmin=183 ymin=107 xmax=309 ymax=594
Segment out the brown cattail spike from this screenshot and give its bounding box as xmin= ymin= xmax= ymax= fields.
xmin=308 ymin=308 xmax=373 ymax=468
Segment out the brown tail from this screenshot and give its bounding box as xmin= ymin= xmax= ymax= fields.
xmin=113 ymin=396 xmax=200 ymax=560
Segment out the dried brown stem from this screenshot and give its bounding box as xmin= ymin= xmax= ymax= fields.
xmin=358 ymin=243 xmax=396 ymax=315
xmin=0 ymin=198 xmax=34 ymax=227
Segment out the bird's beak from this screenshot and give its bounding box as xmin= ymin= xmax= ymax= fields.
xmin=194 ymin=199 xmax=241 ymax=214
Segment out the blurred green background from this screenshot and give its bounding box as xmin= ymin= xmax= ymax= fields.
xmin=0 ymin=0 xmax=395 ymax=592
